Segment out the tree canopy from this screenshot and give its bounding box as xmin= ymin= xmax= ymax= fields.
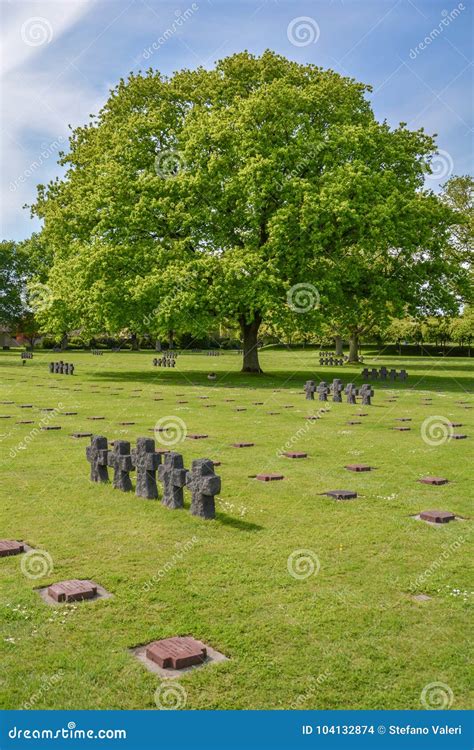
xmin=30 ymin=50 xmax=467 ymax=368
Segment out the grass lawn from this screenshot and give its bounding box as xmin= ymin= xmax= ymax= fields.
xmin=0 ymin=348 xmax=472 ymax=710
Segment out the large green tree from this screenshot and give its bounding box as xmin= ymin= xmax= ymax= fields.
xmin=31 ymin=50 xmax=462 ymax=370
xmin=0 ymin=240 xmax=25 ymax=328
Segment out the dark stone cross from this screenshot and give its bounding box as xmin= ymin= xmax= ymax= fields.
xmin=304 ymin=380 xmax=316 ymax=400
xmin=331 ymin=379 xmax=343 ymax=403
xmin=186 ymin=459 xmax=221 ymax=520
xmin=86 ymin=435 xmax=109 ymax=483
xmin=399 ymin=369 xmax=408 ymax=381
xmin=132 ymin=437 xmax=161 ymax=499
xmin=370 ymin=368 xmax=378 ymax=380
xmin=379 ymin=366 xmax=387 ymax=380
xmin=360 ymin=384 xmax=374 ymax=406
xmin=158 ymin=451 xmax=187 ymax=509
xmin=344 ymin=383 xmax=358 ymax=404
xmin=107 ymin=440 xmax=134 ymax=492
xmin=316 ymin=382 xmax=329 ymax=401
xmin=389 ymin=369 xmax=398 ymax=382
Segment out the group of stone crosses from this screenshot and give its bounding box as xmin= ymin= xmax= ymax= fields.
xmin=152 ymin=353 xmax=177 ymax=368
xmin=362 ymin=366 xmax=407 ymax=381
xmin=305 ymin=379 xmax=374 ymax=405
xmin=91 ymin=349 xmax=103 ymax=356
xmin=319 ymin=352 xmax=350 ymax=367
xmin=49 ymin=361 xmax=74 ymax=375
xmin=20 ymin=351 xmax=33 ymax=360
xmin=86 ymin=436 xmax=221 ymax=520
xmin=207 ymin=350 xmax=220 ymax=356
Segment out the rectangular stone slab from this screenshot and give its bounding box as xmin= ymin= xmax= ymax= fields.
xmin=256 ymin=474 xmax=285 ymax=481
xmin=0 ymin=540 xmax=25 ymax=557
xmin=146 ymin=636 xmax=207 ymax=669
xmin=345 ymin=464 xmax=372 ymax=472
xmin=419 ymin=477 xmax=449 ymax=485
xmin=419 ymin=510 xmax=455 ymax=523
xmin=325 ymin=490 xmax=358 ymax=500
xmin=48 ymin=579 xmax=97 ymax=602
xmin=283 ymin=452 xmax=307 ymax=458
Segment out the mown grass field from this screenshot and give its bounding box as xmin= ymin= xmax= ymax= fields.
xmin=0 ymin=348 xmax=472 ymax=710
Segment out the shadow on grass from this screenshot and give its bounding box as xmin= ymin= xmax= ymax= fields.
xmin=215 ymin=511 xmax=263 ymax=532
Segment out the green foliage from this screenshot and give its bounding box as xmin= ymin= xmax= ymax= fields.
xmin=0 ymin=240 xmax=26 ymax=327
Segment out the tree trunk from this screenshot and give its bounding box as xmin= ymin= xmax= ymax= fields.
xmin=60 ymin=333 xmax=68 ymax=351
xmin=334 ymin=335 xmax=343 ymax=356
xmin=348 ymin=331 xmax=359 ymax=363
xmin=130 ymin=333 xmax=139 ymax=351
xmin=155 ymin=339 xmax=161 ymax=351
xmin=240 ymin=313 xmax=262 ymax=373
xmin=168 ymin=330 xmax=174 ymax=349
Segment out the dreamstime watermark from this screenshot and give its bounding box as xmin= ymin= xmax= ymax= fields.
xmin=420 ymin=415 xmax=454 ymax=446
xmin=287 ymin=16 xmax=320 ymax=47
xmin=21 ymin=671 xmax=64 ymax=710
xmin=274 ymin=140 xmax=327 ymax=195
xmin=21 ymin=16 xmax=53 ymax=47
xmin=9 ymin=137 xmax=66 ymax=193
xmin=10 ymin=403 xmax=64 ymax=458
xmin=409 ymin=4 xmax=466 ymax=59
xmin=290 ymin=671 xmax=331 ymax=709
xmin=287 ymin=283 xmax=320 ymax=313
xmin=137 ymin=5 xmax=199 ymax=61
xmin=408 ymin=534 xmax=467 ymax=593
xmin=287 ymin=549 xmax=320 ymax=580
xmin=143 ymin=536 xmax=199 ymax=591
xmin=154 ymin=415 xmax=187 ymax=445
xmin=276 ymin=409 xmax=327 ymax=457
xmin=420 ymin=681 xmax=454 ymax=709
xmin=154 ymin=148 xmax=187 ymax=178
xmin=154 ymin=681 xmax=187 ymax=709
xmin=20 ymin=549 xmax=53 ymax=580
xmin=424 ymin=149 xmax=454 ymax=181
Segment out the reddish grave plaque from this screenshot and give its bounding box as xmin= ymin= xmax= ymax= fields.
xmin=118 ymin=422 xmax=135 ymax=425
xmin=187 ymin=434 xmax=208 ymax=440
xmin=232 ymin=442 xmax=254 ymax=447
xmin=419 ymin=510 xmax=455 ymax=524
xmin=419 ymin=477 xmax=449 ymax=485
xmin=452 ymin=434 xmax=468 ymax=440
xmin=305 ymin=416 xmax=319 ymax=421
xmin=256 ymin=473 xmax=285 ymax=482
xmin=395 ymin=418 xmax=411 ymax=422
xmin=19 ymin=405 xmax=33 ymax=408
xmin=48 ymin=579 xmax=97 ymax=603
xmin=154 ymin=398 xmax=163 ymax=401
xmin=253 ymin=402 xmax=263 ymax=405
xmin=16 ymin=420 xmax=34 ymax=424
xmin=345 ymin=464 xmax=372 ymax=472
xmin=41 ymin=426 xmax=61 ymax=430
xmin=71 ymin=432 xmax=93 ymax=438
xmin=347 ymin=421 xmax=361 ymax=425
xmin=177 ymin=400 xmax=188 ymax=404
xmin=0 ymin=415 xmax=11 ymax=419
xmin=356 ymin=413 xmax=368 ymax=417
xmin=325 ymin=490 xmax=358 ymax=500
xmin=0 ymin=540 xmax=25 ymax=557
xmin=283 ymin=451 xmax=307 ymax=459
xmin=393 ymin=427 xmax=411 ymax=431
xmin=267 ymin=411 xmax=280 ymax=415
xmin=448 ymin=422 xmax=462 ymax=428
xmin=146 ymin=636 xmax=207 ymax=669
xmin=88 ymin=416 xmax=105 ymax=420
xmin=235 ymin=408 xmax=246 ymax=412
xmin=63 ymin=412 xmax=78 ymax=416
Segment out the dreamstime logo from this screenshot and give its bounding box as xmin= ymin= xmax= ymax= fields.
xmin=287 ymin=16 xmax=320 ymax=47
xmin=154 ymin=681 xmax=187 ymax=709
xmin=425 ymin=149 xmax=454 ymax=181
xmin=21 ymin=17 xmax=53 ymax=46
xmin=420 ymin=681 xmax=454 ymax=709
xmin=155 ymin=149 xmax=187 ymax=178
xmin=154 ymin=415 xmax=187 ymax=446
xmin=287 ymin=283 xmax=320 ymax=313
xmin=20 ymin=550 xmax=53 ymax=580
xmin=28 ymin=282 xmax=54 ymax=314
xmin=137 ymin=4 xmax=199 ymax=61
xmin=287 ymin=549 xmax=320 ymax=580
xmin=421 ymin=416 xmax=454 ymax=446
xmin=409 ymin=4 xmax=466 ymax=59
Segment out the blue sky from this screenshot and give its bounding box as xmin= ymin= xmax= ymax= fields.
xmin=1 ymin=0 xmax=472 ymax=241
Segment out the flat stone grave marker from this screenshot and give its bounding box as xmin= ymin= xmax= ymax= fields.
xmin=0 ymin=540 xmax=25 ymax=557
xmin=19 ymin=404 xmax=33 ymax=408
xmin=324 ymin=489 xmax=358 ymax=500
xmin=418 ymin=510 xmax=456 ymax=524
xmin=412 ymin=594 xmax=431 ymax=602
xmin=203 ymin=404 xmax=216 ymax=408
xmin=118 ymin=421 xmax=135 ymax=425
xmin=267 ymin=411 xmax=280 ymax=415
xmin=395 ymin=418 xmax=411 ymax=422
xmin=235 ymin=408 xmax=246 ymax=412
xmin=345 ymin=464 xmax=372 ymax=472
xmin=87 ymin=416 xmax=105 ymax=420
xmin=63 ymin=412 xmax=78 ymax=416
xmin=0 ymin=401 xmax=14 ymax=404
xmin=448 ymin=422 xmax=462 ymax=427
xmin=232 ymin=442 xmax=254 ymax=447
xmin=71 ymin=432 xmax=93 ymax=438
xmin=393 ymin=426 xmax=411 ymax=431
xmin=282 ymin=451 xmax=307 ymax=459
xmin=452 ymin=434 xmax=468 ymax=440
xmin=256 ymin=473 xmax=285 ymax=481
xmin=16 ymin=420 xmax=34 ymax=424
xmin=38 ymin=579 xmax=112 ymax=605
xmin=0 ymin=415 xmax=12 ymax=419
xmin=187 ymin=434 xmax=208 ymax=440
xmin=41 ymin=426 xmax=61 ymax=431
xmin=419 ymin=477 xmax=449 ymax=485
xmin=305 ymin=415 xmax=319 ymax=421
xmin=133 ymin=636 xmax=227 ymax=678
xmin=356 ymin=412 xmax=368 ymax=417
xmin=347 ymin=420 xmax=361 ymax=425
